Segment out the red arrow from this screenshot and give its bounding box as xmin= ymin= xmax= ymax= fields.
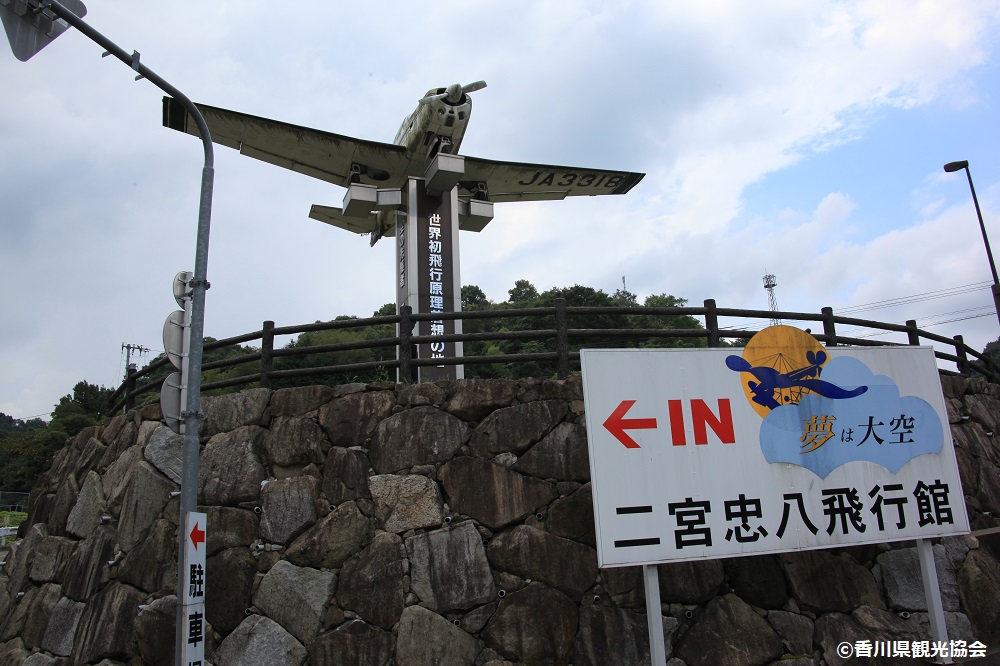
xmin=604 ymin=400 xmax=658 ymax=449
xmin=190 ymin=521 xmax=206 ymax=550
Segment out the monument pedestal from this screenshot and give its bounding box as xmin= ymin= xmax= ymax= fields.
xmin=396 ymin=177 xmax=464 ymax=382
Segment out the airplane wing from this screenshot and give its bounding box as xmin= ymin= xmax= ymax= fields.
xmin=460 ymin=155 xmax=644 ymax=203
xmin=162 ymin=97 xmax=410 ymax=189
xmin=308 ymin=205 xmax=379 ymax=234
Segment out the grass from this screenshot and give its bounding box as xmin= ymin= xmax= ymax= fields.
xmin=0 ymin=511 xmax=27 ymax=547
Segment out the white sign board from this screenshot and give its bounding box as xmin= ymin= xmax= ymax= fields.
xmin=180 ymin=511 xmax=207 ymax=665
xmin=581 ymin=330 xmax=969 ymax=568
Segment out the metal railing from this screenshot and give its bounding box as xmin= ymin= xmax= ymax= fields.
xmin=107 ymin=298 xmax=1000 ymax=414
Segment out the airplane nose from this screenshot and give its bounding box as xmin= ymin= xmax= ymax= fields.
xmin=446 ymin=83 xmax=463 ymax=103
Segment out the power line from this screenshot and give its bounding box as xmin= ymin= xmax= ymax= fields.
xmin=833 ymin=282 xmax=992 ymax=315
xmin=717 ymin=281 xmax=994 ymax=332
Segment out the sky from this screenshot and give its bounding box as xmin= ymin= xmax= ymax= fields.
xmin=3 ymin=0 xmax=1000 ymax=420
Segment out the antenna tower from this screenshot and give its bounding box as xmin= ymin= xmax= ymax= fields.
xmin=763 ymin=272 xmax=781 ymax=326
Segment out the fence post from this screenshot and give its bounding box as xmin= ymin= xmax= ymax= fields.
xmin=905 ymin=320 xmax=920 ymax=346
xmin=704 ymin=299 xmax=719 ymax=347
xmin=260 ymin=320 xmax=275 ymax=389
xmin=124 ymin=365 xmax=137 ymax=414
xmin=555 ymin=298 xmax=570 ymax=379
xmin=954 ymin=335 xmax=970 ymax=376
xmin=399 ymin=306 xmax=414 ymax=383
xmin=822 ymin=307 xmax=837 ymax=347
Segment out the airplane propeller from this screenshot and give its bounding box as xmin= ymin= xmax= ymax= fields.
xmin=419 ymin=81 xmax=487 ymax=105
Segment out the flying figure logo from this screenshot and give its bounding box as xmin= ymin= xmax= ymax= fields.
xmin=726 ymin=326 xmax=944 ymax=478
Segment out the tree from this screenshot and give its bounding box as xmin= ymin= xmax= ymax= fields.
xmin=461 ymin=285 xmax=490 ymax=311
xmin=508 ymin=279 xmax=538 ymax=304
xmin=51 ymin=380 xmax=115 ymax=437
xmin=0 ymin=413 xmax=45 ymax=435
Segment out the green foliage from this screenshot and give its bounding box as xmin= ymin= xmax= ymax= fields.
xmin=121 ymin=279 xmax=710 ymax=400
xmin=0 ymin=511 xmax=26 ymax=546
xmin=976 ymin=337 xmax=1000 ymax=378
xmin=460 ymin=280 xmax=708 ymax=379
xmin=0 ymin=380 xmax=114 ymax=493
xmin=269 ymin=318 xmax=397 ymax=388
xmin=50 ymin=380 xmax=115 ymax=436
xmin=0 ymin=427 xmax=69 ymax=492
xmin=0 ymin=413 xmax=45 ymax=436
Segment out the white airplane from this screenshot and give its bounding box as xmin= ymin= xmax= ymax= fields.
xmin=162 ymin=81 xmax=644 ymax=244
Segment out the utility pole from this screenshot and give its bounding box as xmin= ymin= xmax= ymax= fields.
xmin=121 ymin=342 xmax=149 ymax=375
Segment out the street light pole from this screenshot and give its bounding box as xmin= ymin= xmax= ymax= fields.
xmin=943 ymin=160 xmax=1000 ymax=327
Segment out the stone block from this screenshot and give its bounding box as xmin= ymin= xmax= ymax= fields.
xmin=117 ymin=461 xmax=175 ymax=552
xmin=199 ymin=426 xmax=268 ymax=506
xmin=134 ymin=595 xmax=176 ymax=666
xmin=395 ymin=605 xmax=479 ymax=666
xmin=444 ymin=379 xmax=519 ymax=421
xmin=781 ymin=550 xmax=884 ymax=613
xmin=200 ymin=387 xmax=271 ymax=438
xmin=513 ymin=421 xmax=590 ymax=481
xmin=143 ymin=425 xmax=184 ymax=484
xmin=318 ymin=391 xmax=395 ymax=448
xmin=285 ymin=500 xmax=373 ymax=570
xmin=70 ymin=582 xmax=146 ymax=664
xmin=368 ymin=406 xmax=470 ymax=473
xmin=338 ymin=532 xmax=406 ymax=630
xmin=675 ymin=594 xmax=782 ymax=666
xmin=203 ymin=505 xmax=259 ymax=557
xmin=321 ymin=447 xmax=372 ymax=504
xmin=215 ymin=614 xmax=307 ymax=666
xmin=439 ymin=457 xmax=557 ymax=530
xmin=309 ymin=620 xmax=393 ymax=666
xmin=487 ymin=525 xmax=598 ymax=600
xmin=262 ymin=416 xmax=330 ymax=467
xmin=259 ymin=476 xmax=319 ymax=545
xmin=253 ymin=559 xmax=335 ymax=645
xmin=369 ymin=474 xmax=443 ymax=533
xmin=118 ymin=518 xmax=177 ymax=594
xmin=41 ymin=596 xmax=85 ymax=657
xmin=66 ymin=470 xmax=107 ymax=539
xmin=406 ymin=521 xmax=496 ymax=612
xmin=482 ymin=583 xmax=578 ymax=665
xmin=269 ymin=385 xmax=337 ymax=417
xmin=469 ymin=400 xmax=567 ymax=456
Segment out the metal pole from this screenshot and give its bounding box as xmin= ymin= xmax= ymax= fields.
xmin=947 ymin=161 xmax=1000 ymax=326
xmin=963 ymin=167 xmax=1000 ymax=327
xmin=916 ymin=538 xmax=951 ymax=664
xmin=41 ymin=3 xmax=215 ymax=663
xmin=642 ymin=564 xmax=668 ymax=666
xmin=963 ymin=167 xmax=1000 ymax=285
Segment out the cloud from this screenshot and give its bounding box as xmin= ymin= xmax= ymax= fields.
xmin=758 ymin=356 xmax=944 ymax=477
xmin=2 ymin=1 xmax=1000 ymax=420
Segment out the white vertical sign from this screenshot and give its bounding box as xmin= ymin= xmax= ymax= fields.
xmin=180 ymin=511 xmax=207 ymax=665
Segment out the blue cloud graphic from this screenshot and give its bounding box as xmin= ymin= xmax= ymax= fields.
xmin=758 ymin=357 xmax=943 ymax=478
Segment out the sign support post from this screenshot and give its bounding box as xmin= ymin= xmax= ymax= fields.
xmin=642 ymin=564 xmax=667 ymax=666
xmin=396 ymin=176 xmax=463 ymax=382
xmin=916 ymin=538 xmax=950 ymax=659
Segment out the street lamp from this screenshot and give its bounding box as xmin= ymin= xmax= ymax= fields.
xmin=943 ymin=160 xmax=1000 ymax=326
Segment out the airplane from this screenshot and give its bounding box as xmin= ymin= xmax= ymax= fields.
xmin=724 ymin=351 xmax=868 ymax=410
xmin=162 ymin=81 xmax=645 ymax=245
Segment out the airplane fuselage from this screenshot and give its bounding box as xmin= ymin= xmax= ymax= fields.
xmin=394 ymin=87 xmax=474 ymax=161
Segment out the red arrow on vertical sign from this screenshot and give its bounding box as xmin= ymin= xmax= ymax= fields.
xmin=189 ymin=521 xmax=205 ymax=550
xmin=603 ymin=400 xmax=658 ymax=448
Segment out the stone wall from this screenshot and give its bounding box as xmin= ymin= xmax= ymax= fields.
xmin=0 ymin=373 xmax=998 ymax=666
